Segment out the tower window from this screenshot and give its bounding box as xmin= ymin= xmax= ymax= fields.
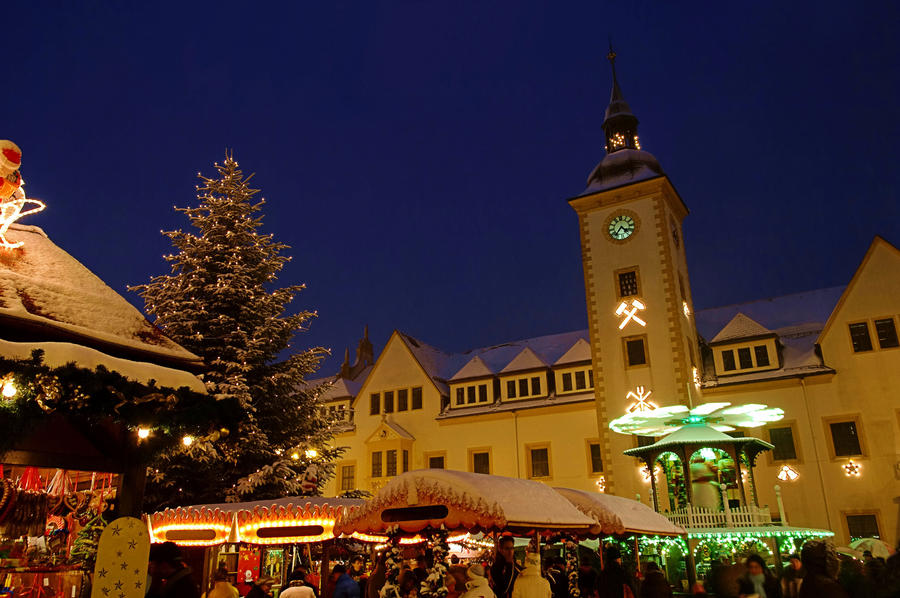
xmin=561 ymin=373 xmax=573 ymax=392
xmin=754 ymin=345 xmax=770 ymax=367
xmin=721 ymin=350 xmax=736 ymax=371
xmin=507 ymin=380 xmax=517 ymax=398
xmin=588 ymin=442 xmax=603 ymax=474
xmin=624 ymin=336 xmax=648 ymax=367
xmin=618 ymin=269 xmax=639 ymax=297
xmin=849 ymin=322 xmax=873 ymax=352
xmin=875 ymin=318 xmax=899 ymax=349
xmin=737 ymin=348 xmax=753 ymax=369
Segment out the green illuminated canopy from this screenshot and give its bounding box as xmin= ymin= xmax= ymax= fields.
xmin=610 ymin=401 xmax=784 ymax=437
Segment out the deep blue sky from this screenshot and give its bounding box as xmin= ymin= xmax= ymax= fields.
xmin=9 ymin=2 xmax=899 ymax=373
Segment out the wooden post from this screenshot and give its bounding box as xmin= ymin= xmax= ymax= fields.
xmin=115 ymin=459 xmax=147 ymax=519
xmin=731 ymin=446 xmax=749 ymax=507
xmin=320 ymin=542 xmax=330 ymax=598
xmin=680 ymin=446 xmax=694 ymax=506
xmin=648 ymin=458 xmax=660 ymax=513
xmin=684 ymin=537 xmax=697 ymax=591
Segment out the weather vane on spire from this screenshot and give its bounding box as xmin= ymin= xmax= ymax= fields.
xmin=0 ymin=140 xmax=46 ymax=250
xmin=607 ymin=38 xmax=616 ymax=63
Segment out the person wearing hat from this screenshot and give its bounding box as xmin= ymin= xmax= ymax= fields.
xmin=798 ymin=541 xmax=847 ymax=598
xmin=460 ymin=564 xmax=496 ymax=598
xmin=511 ymin=554 xmax=550 ymax=598
xmin=246 ymin=577 xmax=277 ymax=598
xmin=148 ymin=542 xmax=201 ymax=598
xmin=207 ymin=566 xmax=239 ymax=598
xmin=596 ymin=546 xmax=635 ymax=598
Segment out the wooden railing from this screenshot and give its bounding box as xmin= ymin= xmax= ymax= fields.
xmin=665 ymin=503 xmax=773 ymax=529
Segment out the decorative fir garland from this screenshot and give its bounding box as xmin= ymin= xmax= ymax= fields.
xmin=379 ymin=539 xmax=404 ymax=598
xmin=564 ymin=538 xmax=580 ymax=598
xmin=420 ymin=530 xmax=449 ymax=598
xmin=0 ymin=350 xmax=241 ymax=457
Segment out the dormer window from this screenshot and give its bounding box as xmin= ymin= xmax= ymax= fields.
xmin=716 ymin=340 xmax=778 ymax=376
xmin=754 ymin=345 xmax=770 ymax=367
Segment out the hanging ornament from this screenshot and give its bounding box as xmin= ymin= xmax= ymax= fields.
xmin=299 ymin=463 xmax=319 ymax=494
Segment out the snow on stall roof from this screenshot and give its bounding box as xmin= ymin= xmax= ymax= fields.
xmin=0 ymin=339 xmax=205 ymax=392
xmin=181 ymin=495 xmax=365 ymax=514
xmin=0 ymin=225 xmax=200 ymax=366
xmin=554 ymin=487 xmax=685 ymax=536
xmin=710 ymin=313 xmax=773 ymax=344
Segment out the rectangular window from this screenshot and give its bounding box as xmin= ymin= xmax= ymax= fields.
xmin=875 ymin=318 xmax=900 ymax=349
xmin=589 ymin=443 xmax=603 ymax=474
xmin=411 ymin=387 xmax=423 ymax=409
xmin=428 ymin=455 xmax=445 ymax=469
xmin=519 ymin=378 xmax=529 ymax=397
xmin=371 ymin=452 xmax=382 ymax=478
xmin=830 ymin=421 xmax=862 ymax=457
xmin=340 ymin=465 xmax=355 ymax=492
xmin=472 ymin=452 xmax=490 ymax=474
xmin=625 ymin=337 xmax=647 ymax=367
xmin=722 ymin=350 xmax=736 ymax=371
xmin=754 ymin=345 xmax=770 ymax=367
xmin=588 ymin=370 xmax=594 ymax=388
xmin=618 ymin=270 xmax=639 ymax=297
xmin=575 ymin=370 xmax=586 ymax=390
xmin=466 ymin=386 xmax=476 ymax=404
xmin=769 ymin=426 xmax=798 ymax=461
xmin=384 ymin=390 xmax=394 ymax=413
xmin=561 ymin=373 xmax=573 ymax=392
xmin=529 ymin=448 xmax=550 ymax=478
xmin=531 ymin=377 xmax=541 ymax=396
xmin=849 ymin=322 xmax=874 ymax=352
xmin=846 ymin=514 xmax=880 ymax=541
xmin=455 ymin=387 xmax=464 ymax=405
xmin=402 ymin=450 xmax=409 ymax=473
xmin=737 ymin=347 xmax=753 ymax=369
xmin=507 ymin=380 xmax=517 ymax=398
xmin=386 ymin=450 xmax=397 ymax=477
xmin=397 ymin=388 xmax=408 ymax=411
xmin=370 ymin=393 xmax=380 ymax=415
xmin=478 ymin=384 xmax=488 ymax=403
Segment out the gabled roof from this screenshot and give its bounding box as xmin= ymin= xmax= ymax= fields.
xmin=449 ymin=355 xmax=493 ymax=381
xmin=365 ymin=418 xmax=415 ymax=443
xmin=500 ymin=347 xmax=548 ymax=373
xmin=554 ymin=338 xmax=592 ymax=365
xmin=0 ymin=225 xmax=201 ymax=370
xmin=710 ymin=313 xmax=773 ymax=344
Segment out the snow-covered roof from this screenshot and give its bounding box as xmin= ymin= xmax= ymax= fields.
xmin=554 ymin=338 xmax=592 ymax=365
xmin=554 ymin=488 xmax=685 ymax=537
xmin=437 ymin=391 xmax=594 ymax=420
xmin=499 ymin=347 xmax=547 ymax=373
xmin=623 ymin=423 xmax=773 ymax=457
xmin=449 ymin=355 xmax=493 ymax=381
xmin=334 ymin=470 xmax=595 ymax=535
xmin=709 ymin=313 xmax=773 ymax=344
xmin=0 ymin=225 xmax=201 ymax=369
xmin=579 ymin=150 xmax=665 ymax=195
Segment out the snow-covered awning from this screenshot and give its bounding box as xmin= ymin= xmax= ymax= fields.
xmin=553 ymin=488 xmax=685 ymax=537
xmin=334 ymin=470 xmax=595 ymax=536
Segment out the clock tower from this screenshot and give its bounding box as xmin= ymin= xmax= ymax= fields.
xmin=569 ymin=50 xmax=701 ymax=495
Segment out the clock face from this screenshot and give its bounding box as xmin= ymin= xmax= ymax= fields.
xmin=608 ymin=214 xmax=636 ymax=240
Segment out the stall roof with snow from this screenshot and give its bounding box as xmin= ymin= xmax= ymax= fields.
xmin=335 ymin=469 xmax=595 ymax=536
xmin=554 ymin=487 xmax=685 ymax=537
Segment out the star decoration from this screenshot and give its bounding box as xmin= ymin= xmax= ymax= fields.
xmin=98 ymin=568 xmax=109 ymax=578
xmin=117 ymin=550 xmax=123 ymax=557
xmin=843 ymin=460 xmax=861 ymax=477
xmin=111 ymin=525 xmax=121 ymax=536
xmin=120 ymin=562 xmax=129 ymax=570
xmin=127 ymin=540 xmax=137 ymax=550
xmin=135 ymin=581 xmax=143 ymax=589
xmin=101 ymin=588 xmax=110 ymax=596
xmin=114 ymin=581 xmax=124 ymax=591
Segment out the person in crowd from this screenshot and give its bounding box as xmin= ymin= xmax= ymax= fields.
xmin=544 ymin=557 xmax=567 ymax=598
xmin=639 ymin=562 xmax=671 ymax=598
xmin=511 ymin=553 xmax=551 ymax=598
xmin=399 ymin=570 xmax=420 ymax=598
xmin=207 ymin=569 xmax=238 ymax=598
xmin=491 ymin=537 xmax=519 ymax=598
xmin=737 ymin=577 xmax=759 ymax=598
xmin=148 ymin=542 xmax=202 ymax=598
xmin=366 ymin=552 xmax=387 ymax=598
xmin=798 ymin=541 xmax=848 ymax=598
xmin=577 ymin=558 xmax=598 ymax=598
xmin=597 ymin=546 xmax=635 ymax=598
xmin=446 ymin=565 xmax=470 ymax=598
xmin=780 ymin=554 xmax=804 ymax=598
xmin=461 ymin=564 xmax=496 ymax=598
xmin=413 ymin=556 xmax=430 ymax=586
xmin=740 ymin=555 xmax=781 ymax=598
xmin=289 ymin=567 xmax=310 ymax=584
xmin=281 ymin=579 xmax=317 ymax=598
xmin=836 ymin=559 xmax=867 ymax=598
xmin=350 ymin=556 xmax=369 ymax=597
xmin=332 ymin=565 xmax=361 ymax=598
xmin=245 ymin=577 xmax=276 ymax=598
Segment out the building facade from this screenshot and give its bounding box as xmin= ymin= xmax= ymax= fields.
xmin=319 ymin=57 xmax=900 ymax=548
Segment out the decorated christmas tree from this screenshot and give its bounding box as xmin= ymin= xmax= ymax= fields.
xmin=133 ymin=153 xmax=342 ymax=509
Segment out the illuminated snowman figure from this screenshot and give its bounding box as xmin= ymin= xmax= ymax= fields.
xmin=0 ymin=140 xmax=46 ymax=250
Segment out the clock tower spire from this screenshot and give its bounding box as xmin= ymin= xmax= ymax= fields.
xmin=569 ymin=51 xmax=702 ymax=496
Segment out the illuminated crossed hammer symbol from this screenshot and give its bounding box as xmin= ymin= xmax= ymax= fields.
xmin=615 ymin=298 xmax=646 ymax=329
xmin=626 ymin=386 xmax=656 ymax=412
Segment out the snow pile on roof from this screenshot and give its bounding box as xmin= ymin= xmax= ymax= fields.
xmin=710 ymin=313 xmax=773 ymax=344
xmin=554 ymin=487 xmax=684 ymax=536
xmin=0 ymin=225 xmax=199 ymax=366
xmin=500 ymin=347 xmax=547 ymax=373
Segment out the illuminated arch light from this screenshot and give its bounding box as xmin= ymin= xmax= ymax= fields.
xmin=843 ymin=460 xmax=861 ymax=477
xmin=149 ymin=506 xmax=234 ymax=546
xmin=777 ymin=465 xmax=799 ymax=482
xmin=615 ymin=299 xmax=646 ymax=329
xmin=237 ymin=502 xmax=341 ymax=544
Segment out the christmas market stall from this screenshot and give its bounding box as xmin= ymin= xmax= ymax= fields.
xmin=0 ymin=140 xmax=224 ymax=598
xmin=148 ymin=497 xmax=364 ymax=596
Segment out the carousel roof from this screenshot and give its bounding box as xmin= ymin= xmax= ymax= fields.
xmin=554 ymin=487 xmax=685 ymax=537
xmin=623 ymin=423 xmax=773 ymax=458
xmin=609 ymin=401 xmax=784 ymax=437
xmin=334 ymin=469 xmax=595 ymax=536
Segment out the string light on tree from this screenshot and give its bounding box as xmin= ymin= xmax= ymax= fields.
xmin=304 ymin=448 xmax=318 ymax=459
xmin=1 ymin=375 xmax=16 ymax=398
xmin=615 ymin=298 xmax=647 ymax=329
xmin=777 ymin=465 xmax=799 ymax=482
xmin=843 ymin=460 xmax=861 ymax=477
xmin=626 ymin=386 xmax=656 ymax=413
xmin=137 ymin=428 xmax=150 ymax=440
xmin=182 ymin=435 xmax=194 ymax=447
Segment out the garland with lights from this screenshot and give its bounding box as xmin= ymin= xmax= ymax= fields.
xmin=420 ymin=530 xmax=449 ymax=598
xmin=0 ymin=350 xmax=241 ymax=457
xmin=380 ymin=539 xmax=404 ymax=598
xmin=564 ymin=538 xmax=581 ymax=598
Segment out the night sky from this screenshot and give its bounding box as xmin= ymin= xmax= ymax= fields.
xmin=9 ymin=2 xmax=899 ymax=373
